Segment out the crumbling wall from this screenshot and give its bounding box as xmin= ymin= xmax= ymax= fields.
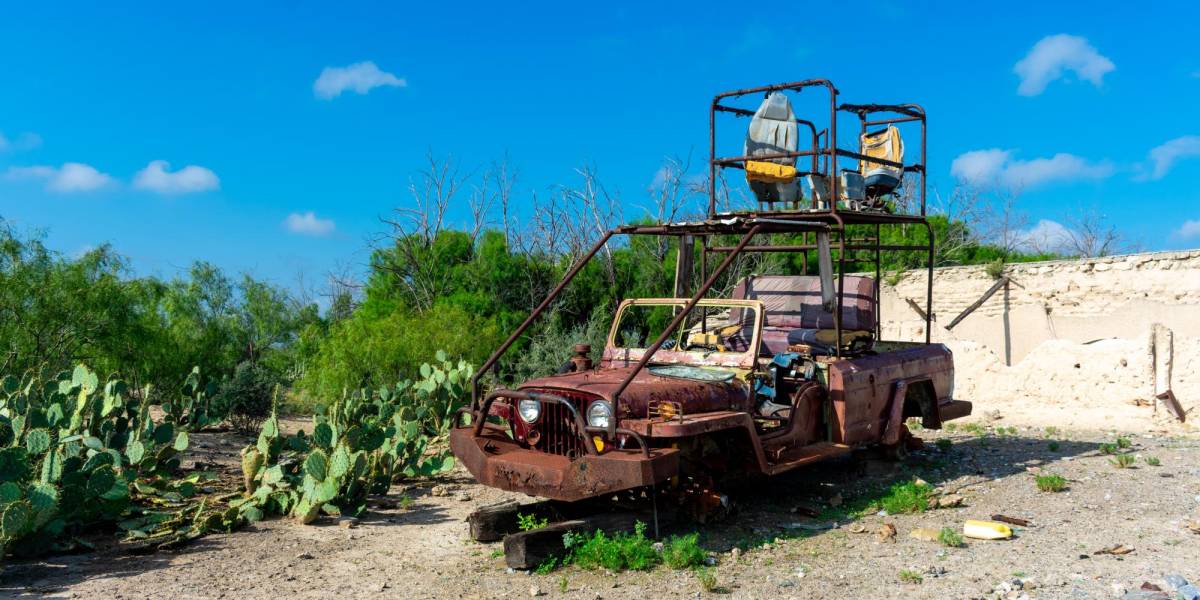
xmin=878 ymin=250 xmax=1200 ymax=426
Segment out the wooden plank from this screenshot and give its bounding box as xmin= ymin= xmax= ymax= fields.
xmin=467 ymin=499 xmax=559 ymax=542
xmin=1156 ymin=390 xmax=1186 ymax=423
xmin=945 ymin=276 xmax=1008 ymax=330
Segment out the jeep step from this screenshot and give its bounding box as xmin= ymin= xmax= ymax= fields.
xmin=764 ymin=441 xmax=853 ymax=475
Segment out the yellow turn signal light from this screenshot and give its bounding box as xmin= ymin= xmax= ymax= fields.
xmin=592 ymin=436 xmax=605 ymax=452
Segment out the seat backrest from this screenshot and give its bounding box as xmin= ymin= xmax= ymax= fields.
xmin=744 ymin=92 xmax=798 ymax=165
xmin=859 ymin=125 xmax=904 ymax=177
xmin=730 ymin=275 xmax=876 ymax=331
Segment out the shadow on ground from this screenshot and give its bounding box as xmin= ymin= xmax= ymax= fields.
xmin=675 ymin=433 xmax=1102 ymax=551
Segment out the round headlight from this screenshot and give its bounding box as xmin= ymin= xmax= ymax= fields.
xmin=587 ymin=401 xmax=613 ymax=428
xmin=517 ymin=399 xmax=541 ymax=423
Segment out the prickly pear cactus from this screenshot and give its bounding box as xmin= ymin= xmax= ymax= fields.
xmin=0 ymin=365 xmax=205 ymax=556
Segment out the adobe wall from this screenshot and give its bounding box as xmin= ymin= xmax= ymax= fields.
xmin=878 ymin=250 xmax=1200 ymax=430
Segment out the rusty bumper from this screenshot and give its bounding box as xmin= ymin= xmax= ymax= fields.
xmin=449 ymin=426 xmax=680 ymax=502
xmin=938 ymin=399 xmax=972 ymax=422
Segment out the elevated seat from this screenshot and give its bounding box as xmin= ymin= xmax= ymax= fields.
xmin=726 ymin=275 xmax=876 ymax=355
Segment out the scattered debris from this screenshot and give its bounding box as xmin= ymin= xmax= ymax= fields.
xmin=456 ymin=492 xmax=473 ymax=502
xmin=431 ymin=485 xmax=452 ymax=497
xmin=991 ymin=514 xmax=1032 ymax=527
xmin=790 ymin=503 xmax=821 ymax=517
xmin=876 ymin=523 xmax=897 ymax=543
xmin=847 ymin=523 xmax=867 ymax=534
xmin=908 ymin=528 xmax=940 ymax=542
xmin=936 ymin=494 xmax=964 ymax=508
xmin=1155 ymin=390 xmax=1185 ymax=423
xmin=1185 ymin=520 xmax=1200 ymax=535
xmin=962 ymin=520 xmax=1012 ymax=540
xmin=529 ymin=584 xmax=543 ymax=597
xmin=783 ymin=521 xmax=836 ymax=531
xmin=1093 ymin=544 xmax=1134 ymax=556
xmin=337 ymin=516 xmax=360 ymax=529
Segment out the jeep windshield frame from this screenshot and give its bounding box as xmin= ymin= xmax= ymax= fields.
xmin=604 ymin=298 xmax=764 ymax=370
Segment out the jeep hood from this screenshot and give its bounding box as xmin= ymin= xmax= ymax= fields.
xmin=518 ymin=365 xmax=753 ymax=418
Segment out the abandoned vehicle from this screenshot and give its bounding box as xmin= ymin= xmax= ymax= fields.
xmin=450 ymin=79 xmax=972 ymax=509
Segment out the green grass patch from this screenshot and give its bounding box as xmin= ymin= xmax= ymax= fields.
xmin=962 ymin=422 xmax=987 ymax=437
xmin=1035 ymin=473 xmax=1067 ymax=492
xmin=1044 ymin=426 xmax=1058 ymax=437
xmin=1110 ymin=454 xmax=1135 ymax=469
xmin=517 ymin=512 xmax=549 ymax=531
xmin=1144 ymin=456 xmax=1161 ymax=466
xmin=558 ymin=522 xmax=711 ymax=573
xmin=938 ymin=527 xmax=964 ymax=548
xmin=534 ymin=556 xmax=560 ymax=574
xmin=695 ymin=567 xmax=717 ymax=592
xmin=662 ymin=532 xmax=707 ymax=569
xmin=899 ymin=569 xmax=924 ymax=584
xmin=880 ymin=479 xmax=935 ymax=514
xmin=1099 ymin=443 xmax=1117 ymax=455
xmin=1116 ymin=436 xmax=1132 ymax=449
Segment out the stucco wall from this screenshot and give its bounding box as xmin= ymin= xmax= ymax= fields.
xmin=877 ymin=250 xmax=1200 ymax=427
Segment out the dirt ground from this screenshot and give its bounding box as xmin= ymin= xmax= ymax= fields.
xmin=3 ymin=412 xmax=1198 ymax=600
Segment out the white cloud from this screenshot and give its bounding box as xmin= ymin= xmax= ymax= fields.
xmin=313 ymin=61 xmax=406 ymax=100
xmin=1175 ymin=220 xmax=1200 ymax=240
xmin=0 ymin=131 xmax=43 ymax=152
xmin=1142 ymin=135 xmax=1200 ymax=180
xmin=1014 ymin=34 xmax=1114 ymax=96
xmin=133 ymin=160 xmax=219 ymax=194
xmin=5 ymin=162 xmax=113 ymax=193
xmin=950 ymin=149 xmax=1011 ymax=184
xmin=951 ymin=149 xmax=1112 ymax=189
xmin=284 ymin=211 xmax=336 ymax=237
xmin=1016 ymin=219 xmax=1074 ymax=253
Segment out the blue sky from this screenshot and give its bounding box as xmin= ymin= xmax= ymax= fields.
xmin=2 ymin=1 xmax=1199 ymax=298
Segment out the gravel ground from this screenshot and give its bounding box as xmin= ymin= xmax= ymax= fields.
xmin=2 ymin=418 xmax=1198 ymax=600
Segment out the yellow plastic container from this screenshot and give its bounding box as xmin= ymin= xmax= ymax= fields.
xmin=962 ymin=520 xmax=1013 ymax=540
xmin=745 ymin=160 xmax=797 ymax=183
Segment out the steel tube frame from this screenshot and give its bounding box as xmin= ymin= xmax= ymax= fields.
xmin=606 ymin=225 xmax=764 ymax=438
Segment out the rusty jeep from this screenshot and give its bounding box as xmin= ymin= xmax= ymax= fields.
xmin=450 ymin=79 xmax=971 ymax=506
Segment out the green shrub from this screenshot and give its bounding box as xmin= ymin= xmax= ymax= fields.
xmin=938 ymin=527 xmax=964 ymax=548
xmin=984 ymin=259 xmax=1006 ymax=280
xmin=880 ymin=479 xmax=935 ymax=514
xmin=217 ymin=362 xmax=276 ymax=434
xmin=1048 ymin=441 xmax=1060 ymax=452
xmin=1116 ymin=437 xmax=1132 ymax=449
xmin=899 ymin=569 xmax=924 ymax=584
xmin=663 ymin=532 xmax=707 ymax=569
xmin=1035 ymin=473 xmax=1067 ymax=492
xmin=1099 ymin=443 xmax=1117 ymax=455
xmin=695 ymin=567 xmax=717 ymax=592
xmin=935 ymin=438 xmax=952 ymax=452
xmin=1144 ymin=456 xmax=1161 ymax=466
